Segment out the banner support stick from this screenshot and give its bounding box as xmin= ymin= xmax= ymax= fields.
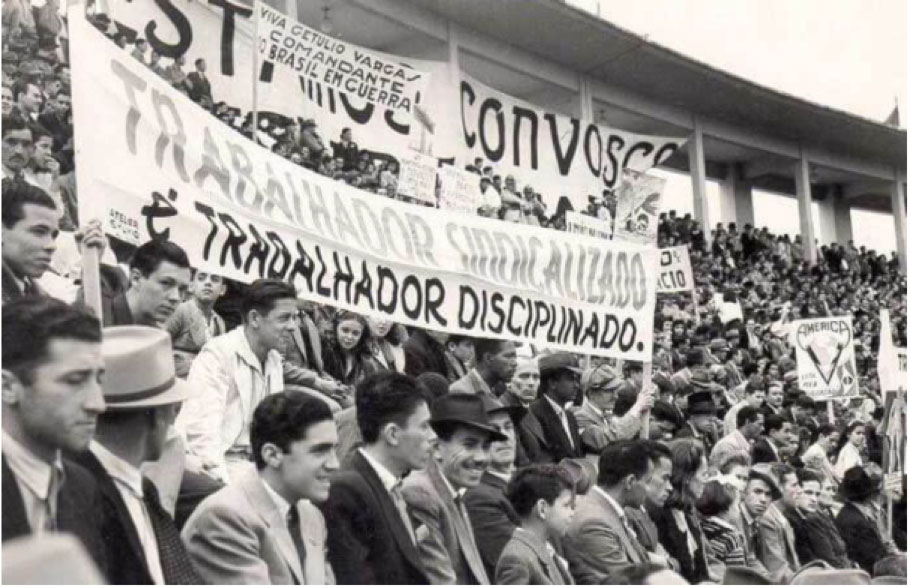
xmin=251 ymin=2 xmax=260 ymax=143
xmin=827 ymin=400 xmax=835 ymax=425
xmin=641 ymin=361 xmax=652 ymax=439
xmin=81 ymin=246 xmax=102 ymax=320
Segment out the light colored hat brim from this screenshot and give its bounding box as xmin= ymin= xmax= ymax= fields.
xmin=104 ymin=377 xmax=191 ymax=411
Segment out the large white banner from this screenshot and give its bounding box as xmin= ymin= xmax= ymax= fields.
xmin=656 ymin=246 xmax=694 ymax=293
xmin=457 ymin=74 xmax=683 ymax=212
xmin=105 ymin=0 xmax=446 ymax=156
xmin=71 ymin=15 xmax=658 ymax=360
xmin=612 ymin=169 xmax=666 ymax=245
xmin=565 ymin=211 xmax=612 ymax=240
xmin=255 ymin=2 xmax=428 ymax=117
xmin=790 ymin=316 xmax=860 ymax=401
xmin=878 ymin=309 xmax=907 ymax=394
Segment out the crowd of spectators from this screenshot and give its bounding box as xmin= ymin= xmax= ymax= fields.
xmin=2 ymin=3 xmax=907 ymax=585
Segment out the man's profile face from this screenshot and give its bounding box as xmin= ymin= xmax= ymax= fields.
xmin=393 ymin=401 xmax=436 ymax=471
xmin=31 ymin=135 xmax=53 ymax=165
xmin=278 ymin=419 xmax=339 ymax=503
xmin=436 ymin=425 xmax=492 ymax=490
xmin=487 ymin=342 xmax=517 ymax=383
xmin=779 ymin=472 xmax=803 ymax=508
xmin=130 ymin=261 xmax=191 ymax=326
xmin=253 ymin=297 xmax=299 ymax=351
xmin=743 ymin=479 xmax=772 ymax=517
xmin=2 ymin=128 xmax=33 ymax=172
xmin=644 ymin=456 xmax=673 ymax=507
xmin=3 ymin=338 xmax=106 ymax=454
xmin=19 ymin=83 xmax=41 ymax=114
xmin=2 ymin=202 xmax=59 ymax=279
xmin=1 ymin=86 xmax=12 ymax=115
xmin=767 ymin=388 xmax=784 ymax=407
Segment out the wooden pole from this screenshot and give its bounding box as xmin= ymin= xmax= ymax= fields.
xmin=81 ymin=246 xmax=102 ymax=319
xmin=827 ymin=400 xmax=835 ymax=425
xmin=251 ymin=1 xmax=260 ymax=141
xmin=641 ymin=361 xmax=652 ymax=439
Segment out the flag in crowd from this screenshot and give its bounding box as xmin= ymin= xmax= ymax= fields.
xmin=0 ymin=0 xmax=906 ymax=585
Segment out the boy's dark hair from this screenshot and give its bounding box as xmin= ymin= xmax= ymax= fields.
xmin=129 ymin=239 xmax=190 ymax=277
xmin=251 ymin=392 xmax=334 ymax=469
xmin=737 ymin=406 xmax=761 ymax=429
xmin=2 ymin=298 xmax=101 ymax=385
xmin=695 ymin=480 xmax=735 ymax=517
xmin=1 ymin=178 xmax=56 ymax=228
xmin=597 ymin=440 xmax=651 ymax=487
xmin=505 ymin=464 xmax=575 ymax=518
xmin=239 ymin=279 xmax=297 ymax=321
xmin=356 ymin=372 xmax=429 ymax=444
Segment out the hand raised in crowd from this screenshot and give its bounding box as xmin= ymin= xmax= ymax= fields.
xmin=633 ymin=383 xmax=656 ymax=414
xmin=74 ymin=218 xmax=108 ymax=255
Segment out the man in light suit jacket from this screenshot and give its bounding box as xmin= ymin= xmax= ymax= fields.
xmin=565 ymin=440 xmax=659 ymax=584
xmin=756 ymin=463 xmax=801 ymax=583
xmin=403 ymin=394 xmax=508 ymax=584
xmin=177 ymin=279 xmax=295 ymax=484
xmin=495 ymin=465 xmax=576 ymax=585
xmin=182 ymin=393 xmax=338 ymax=584
xmin=573 ymin=365 xmax=653 ymax=455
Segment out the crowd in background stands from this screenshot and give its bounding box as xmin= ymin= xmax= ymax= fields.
xmin=2 ymin=3 xmax=908 ymax=585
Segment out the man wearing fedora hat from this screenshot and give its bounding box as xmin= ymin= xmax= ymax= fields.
xmin=2 ymin=298 xmax=106 ymax=570
xmin=183 ymin=392 xmax=337 ymax=584
xmin=677 ymin=390 xmax=719 ymax=454
xmin=402 ymin=394 xmax=507 ymax=584
xmin=836 ymin=466 xmax=896 ymax=574
xmin=69 ymin=326 xmax=200 ymax=584
xmin=465 ymin=395 xmax=524 ymax=579
xmin=530 ymin=352 xmax=584 ymax=462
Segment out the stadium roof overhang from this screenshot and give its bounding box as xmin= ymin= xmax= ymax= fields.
xmin=295 ymin=0 xmax=906 ymax=208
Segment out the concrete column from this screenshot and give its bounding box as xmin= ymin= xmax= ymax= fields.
xmin=832 ymin=186 xmax=854 ymax=245
xmin=578 ymin=74 xmax=594 ymax=121
xmin=892 ymin=175 xmax=907 ymax=274
xmin=721 ymin=162 xmax=755 ymax=229
xmin=717 ymin=165 xmax=738 ymax=227
xmin=688 ymin=117 xmax=709 ymax=229
xmin=794 ymin=146 xmax=817 ymax=265
xmin=815 ymin=186 xmax=837 ymax=246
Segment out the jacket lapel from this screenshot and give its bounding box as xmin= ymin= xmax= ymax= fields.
xmin=593 ymin=490 xmax=644 ymax=564
xmin=238 ymin=471 xmax=304 ymax=583
xmin=536 ymin=398 xmax=573 ymax=452
xmin=1 ymin=456 xmax=31 ymax=539
xmin=72 ymin=451 xmax=151 ymax=575
xmin=351 ymin=452 xmax=425 ymax=570
xmin=428 ymin=464 xmax=489 ymax=584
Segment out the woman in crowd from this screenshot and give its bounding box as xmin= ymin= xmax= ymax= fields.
xmin=713 ymin=451 xmax=750 ymax=501
xmin=648 ymin=438 xmax=715 ymax=583
xmin=365 ymin=315 xmax=406 ymax=373
xmin=696 ymin=480 xmax=748 ymax=567
xmin=321 ymin=311 xmax=380 ymax=386
xmin=835 ymin=420 xmax=868 ymax=480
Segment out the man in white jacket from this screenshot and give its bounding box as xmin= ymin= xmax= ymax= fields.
xmin=176 ymin=279 xmax=298 ymax=484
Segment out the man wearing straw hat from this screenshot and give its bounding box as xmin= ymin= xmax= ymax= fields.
xmin=70 ymin=325 xmax=200 ymax=584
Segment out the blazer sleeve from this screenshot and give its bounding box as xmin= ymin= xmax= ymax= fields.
xmin=403 ymin=484 xmax=458 ymax=585
xmin=178 ymin=344 xmax=232 ymax=481
xmin=495 ymin=546 xmax=534 ymax=585
xmin=757 ymin=513 xmax=795 ymax=583
xmin=322 ymin=478 xmax=373 ymax=585
xmin=181 ymin=502 xmax=272 ymax=585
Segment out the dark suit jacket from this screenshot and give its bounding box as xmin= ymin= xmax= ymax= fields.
xmin=751 ymin=437 xmax=781 ymax=464
xmin=186 ymin=71 xmax=213 ymax=103
xmin=1 ymin=261 xmax=45 ymax=304
xmin=69 ymin=450 xmax=154 ymax=584
xmin=501 ymin=392 xmax=551 ymax=464
xmin=530 ymin=396 xmax=583 ymax=462
xmin=835 ymin=502 xmax=889 ymax=574
xmin=784 ymin=507 xmax=851 ymax=569
xmin=403 ymin=329 xmax=449 ymax=379
xmin=464 ymin=471 xmax=520 ymax=579
xmin=322 ymin=451 xmax=429 ymax=585
xmin=647 ymin=505 xmax=710 ymax=584
xmin=2 ymin=456 xmax=107 ymax=577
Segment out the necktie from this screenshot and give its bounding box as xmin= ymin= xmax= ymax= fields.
xmin=22 ymin=278 xmax=39 ymax=298
xmin=287 ymin=505 xmax=308 ymax=582
xmin=142 ymin=479 xmax=202 ymax=584
xmin=556 ymin=406 xmax=575 ymax=449
xmin=390 ymin=481 xmax=416 ymax=544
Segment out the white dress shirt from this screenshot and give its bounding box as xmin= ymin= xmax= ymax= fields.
xmin=545 ymin=394 xmax=576 ymax=448
xmin=2 ymin=430 xmax=65 ymax=535
xmin=90 ymin=441 xmax=165 ymax=584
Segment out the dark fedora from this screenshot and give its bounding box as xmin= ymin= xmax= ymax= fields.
xmin=430 ymin=395 xmax=507 ymax=441
xmin=841 ymin=466 xmax=879 ymax=502
xmin=749 ymin=466 xmax=782 ymax=501
xmin=687 ymin=391 xmax=717 ymax=416
xmin=537 ymin=352 xmax=583 ymax=377
xmin=477 ymin=393 xmax=524 ymax=422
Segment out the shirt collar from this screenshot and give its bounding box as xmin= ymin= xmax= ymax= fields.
xmin=544 ymin=394 xmax=566 ymax=415
xmin=90 ymin=440 xmax=143 ymax=498
xmin=486 ymin=469 xmax=511 ymax=484
xmin=359 ymin=448 xmax=401 ymax=493
xmin=438 ymin=465 xmax=466 ymax=501
xmin=2 ymin=430 xmax=64 ymax=501
xmin=260 ymin=474 xmax=293 ymax=519
xmin=593 ymin=486 xmax=626 ymax=521
xmin=469 ymin=369 xmax=493 ymax=396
